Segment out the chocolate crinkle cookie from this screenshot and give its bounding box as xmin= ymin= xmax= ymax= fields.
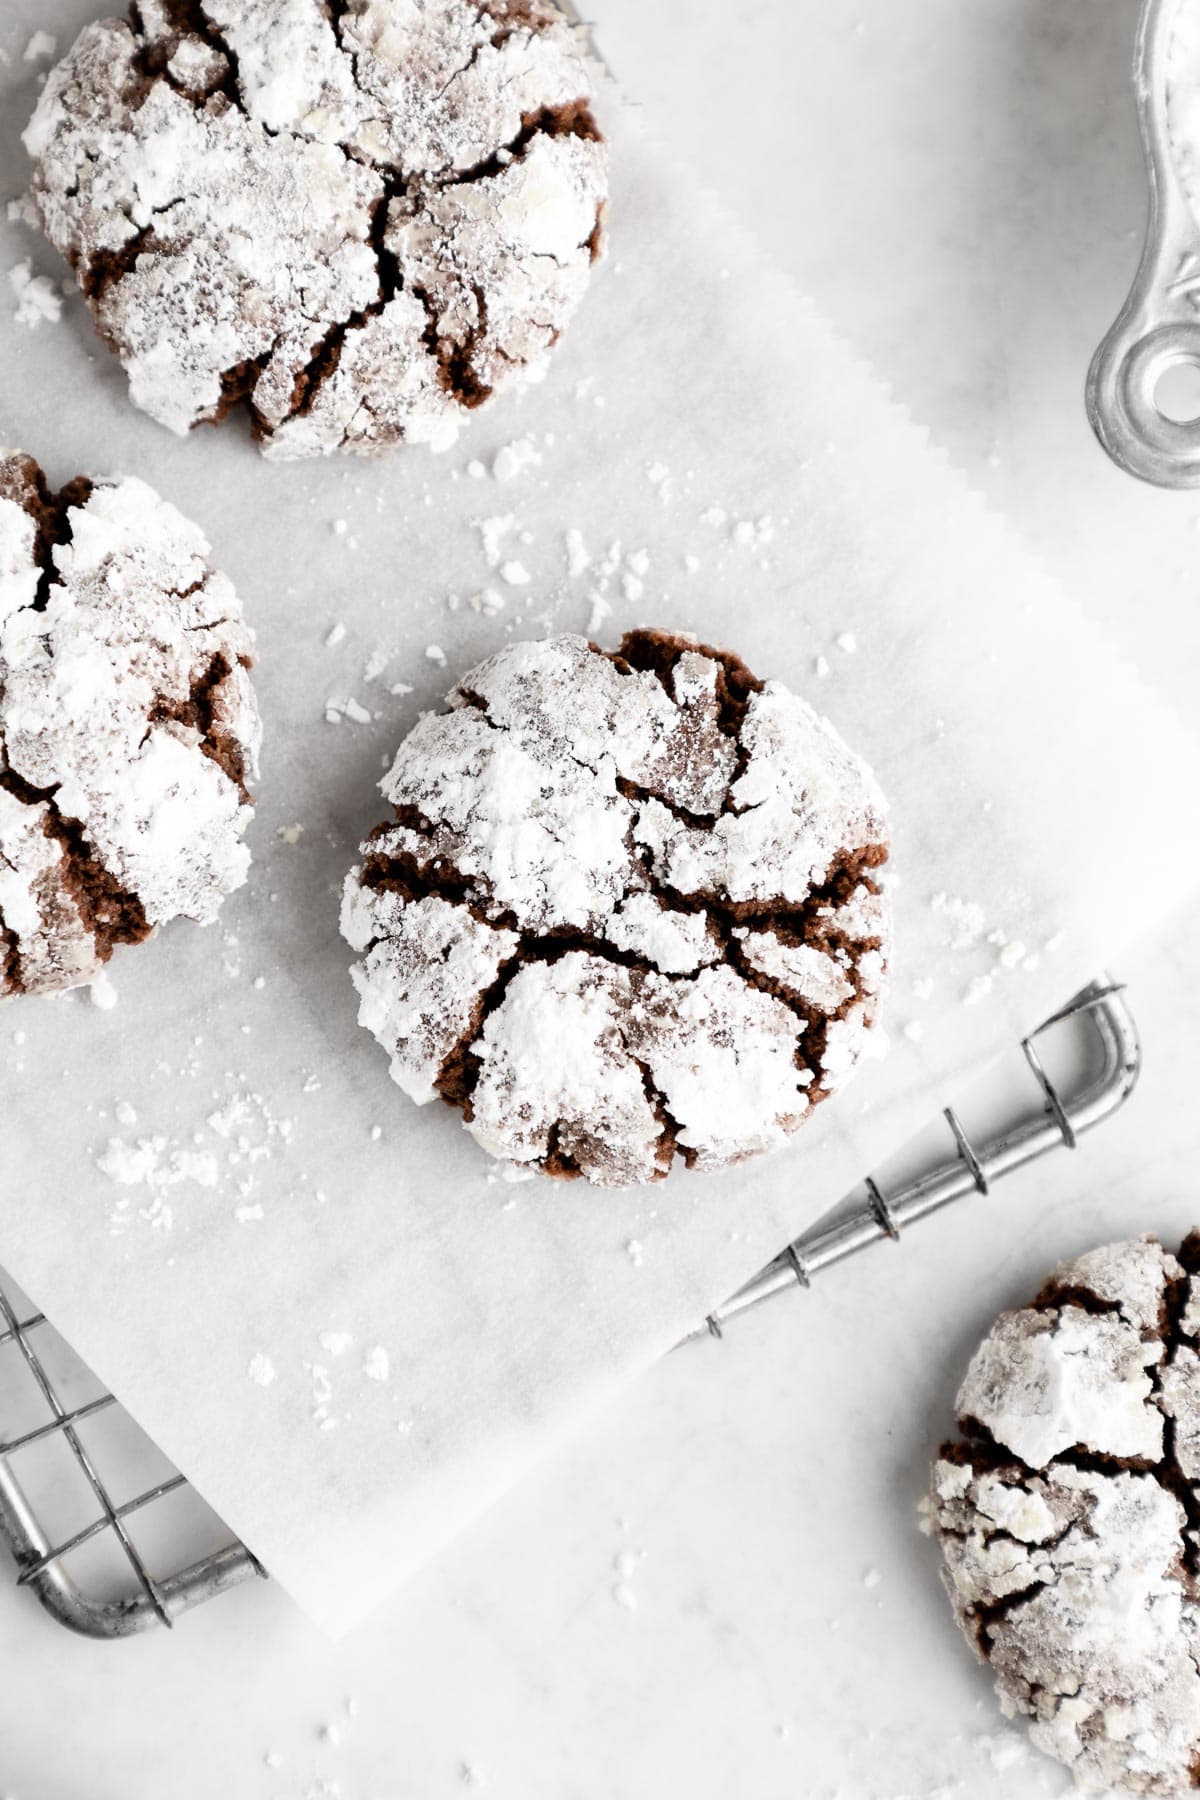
xmin=931 ymin=1235 xmax=1200 ymax=1796
xmin=23 ymin=0 xmax=608 ymax=459
xmin=341 ymin=629 xmax=891 ymax=1188
xmin=0 ymin=451 xmax=259 ymax=1001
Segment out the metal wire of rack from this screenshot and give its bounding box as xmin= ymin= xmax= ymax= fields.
xmin=0 ymin=976 xmax=1139 ymax=1640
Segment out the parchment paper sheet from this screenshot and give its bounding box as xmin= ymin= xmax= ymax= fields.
xmin=1 ymin=6 xmax=1198 ymax=1638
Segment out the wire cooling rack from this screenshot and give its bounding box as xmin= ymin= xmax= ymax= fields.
xmin=0 ymin=976 xmax=1139 ymax=1639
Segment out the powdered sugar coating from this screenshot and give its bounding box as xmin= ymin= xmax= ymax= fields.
xmin=932 ymin=1235 xmax=1200 ymax=1795
xmin=24 ymin=1 xmax=607 ymax=458
xmin=0 ymin=451 xmax=259 ymax=1000
xmin=344 ymin=889 xmax=518 ymax=1104
xmin=342 ymin=630 xmax=890 ymax=1187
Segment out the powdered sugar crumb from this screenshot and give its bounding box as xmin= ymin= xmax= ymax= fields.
xmin=23 ymin=32 xmax=57 ymax=63
xmin=98 ymin=1137 xmax=218 ymax=1191
xmin=586 ymin=592 xmax=612 ymax=635
xmin=565 ymin=527 xmax=590 ymax=577
xmin=492 ymin=437 xmax=542 ymax=483
xmin=9 ymin=258 xmax=62 ymax=328
xmin=931 ymin=893 xmax=986 ymax=948
xmin=477 ymin=515 xmax=516 ymax=569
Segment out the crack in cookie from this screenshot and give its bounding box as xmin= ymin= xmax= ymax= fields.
xmin=342 ymin=627 xmax=891 ymax=1187
xmin=24 ymin=0 xmax=608 ymax=459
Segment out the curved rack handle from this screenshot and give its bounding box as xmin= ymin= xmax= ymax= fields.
xmin=1087 ymin=0 xmax=1200 ymax=486
xmin=685 ymin=978 xmax=1140 ymax=1344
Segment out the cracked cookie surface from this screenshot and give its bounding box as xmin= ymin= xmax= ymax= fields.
xmin=341 ymin=628 xmax=891 ymax=1187
xmin=0 ymin=450 xmax=260 ymax=1000
xmin=931 ymin=1235 xmax=1200 ymax=1795
xmin=23 ymin=0 xmax=608 ymax=459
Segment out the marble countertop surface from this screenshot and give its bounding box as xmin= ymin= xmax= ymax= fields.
xmin=2 ymin=2 xmax=1195 ymax=1796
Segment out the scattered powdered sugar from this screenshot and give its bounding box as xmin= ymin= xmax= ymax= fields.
xmin=466 ymin=588 xmax=505 ymax=617
xmin=646 ymin=460 xmax=672 ymax=504
xmin=476 ymin=514 xmax=516 ymax=569
xmin=931 ymin=893 xmax=986 ymax=948
xmin=492 ymin=437 xmax=542 ymax=483
xmin=6 ymin=193 xmax=39 ymax=229
xmin=975 ymin=1731 xmax=1029 ymax=1775
xmin=23 ymin=31 xmax=58 ymax=63
xmin=95 ymin=1085 xmax=294 ymax=1233
xmin=89 ymin=972 xmax=118 ymax=1010
xmin=586 ymin=592 xmax=612 ymax=635
xmin=931 ymin=891 xmax=1050 ymax=1006
xmin=98 ymin=1136 xmax=219 ymax=1190
xmin=306 ymin=1361 xmax=336 ymax=1430
xmin=325 ymin=694 xmax=373 ymax=725
xmin=732 ymin=517 xmax=774 ymax=551
xmin=9 ymin=259 xmax=62 ymax=328
xmin=565 ymin=528 xmax=591 ymax=578
xmin=248 ymin=1353 xmax=277 ymax=1388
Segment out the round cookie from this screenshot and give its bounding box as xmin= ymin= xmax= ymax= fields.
xmin=931 ymin=1235 xmax=1200 ymax=1796
xmin=0 ymin=450 xmax=259 ymax=1001
xmin=341 ymin=629 xmax=890 ymax=1187
xmin=23 ymin=0 xmax=608 ymax=459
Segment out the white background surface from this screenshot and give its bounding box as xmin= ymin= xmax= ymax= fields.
xmin=8 ymin=4 xmax=1188 ymax=1641
xmin=2 ymin=0 xmax=1197 ymax=1795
